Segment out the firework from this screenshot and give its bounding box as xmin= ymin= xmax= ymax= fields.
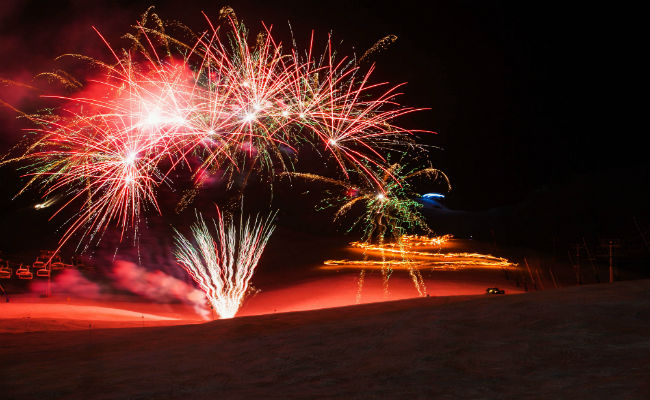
xmin=189 ymin=15 xmax=426 ymax=187
xmin=288 ymin=161 xmax=450 ymax=244
xmin=3 ymin=6 xmax=434 ymax=253
xmin=173 ymin=208 xmax=276 ymax=319
xmin=8 ymin=34 xmax=213 ymax=249
xmin=287 ymin=161 xmax=449 ymax=297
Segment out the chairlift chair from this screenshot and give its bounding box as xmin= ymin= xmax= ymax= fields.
xmin=36 ymin=264 xmax=51 ymax=277
xmin=0 ymin=261 xmax=11 ymax=279
xmin=51 ymin=261 xmax=65 ymax=271
xmin=16 ymin=264 xmax=33 ymax=280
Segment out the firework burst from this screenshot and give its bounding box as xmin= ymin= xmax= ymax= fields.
xmin=287 ymin=160 xmax=450 ymax=298
xmin=288 ymin=160 xmax=450 ymax=243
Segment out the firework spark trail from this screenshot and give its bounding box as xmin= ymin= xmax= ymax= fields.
xmin=322 ymin=254 xmax=518 ymax=270
xmin=379 ymin=243 xmax=392 ymax=296
xmin=323 ymin=235 xmax=518 ymax=271
xmin=173 ymin=208 xmax=276 ymax=319
xmin=398 ymin=238 xmax=427 ymax=296
xmin=355 ymin=268 xmax=365 ymax=304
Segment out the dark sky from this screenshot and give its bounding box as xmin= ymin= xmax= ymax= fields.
xmin=0 ymin=0 xmax=644 ymax=212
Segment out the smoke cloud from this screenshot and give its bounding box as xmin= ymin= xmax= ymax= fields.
xmin=29 ymin=260 xmax=209 ymax=319
xmin=112 ymin=260 xmax=209 ymax=319
xmin=30 ymin=269 xmax=102 ymax=299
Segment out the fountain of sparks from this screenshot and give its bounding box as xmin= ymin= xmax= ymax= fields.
xmin=173 ymin=209 xmax=276 ymax=319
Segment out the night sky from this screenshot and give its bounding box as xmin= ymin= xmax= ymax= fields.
xmin=0 ymin=1 xmax=646 ymax=255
